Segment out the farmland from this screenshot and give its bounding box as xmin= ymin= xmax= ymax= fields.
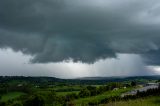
xmin=102 ymin=96 xmax=160 ymax=106
xmin=1 ymin=92 xmax=25 ymax=102
xmin=0 ymin=76 xmax=159 ymax=106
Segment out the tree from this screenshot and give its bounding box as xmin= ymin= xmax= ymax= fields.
xmin=11 ymin=101 xmax=23 ymax=106
xmin=45 ymin=90 xmax=57 ymax=104
xmin=0 ymin=102 xmax=6 ymax=106
xmin=131 ymin=81 xmax=136 ymax=87
xmin=24 ymin=95 xmax=45 ymax=106
xmin=79 ymin=88 xmax=90 ymax=97
xmin=65 ymin=93 xmax=78 ymax=101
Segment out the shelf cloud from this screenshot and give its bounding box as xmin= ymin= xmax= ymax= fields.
xmin=1 ymin=0 xmax=160 ymax=65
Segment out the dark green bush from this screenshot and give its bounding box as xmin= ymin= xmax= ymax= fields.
xmin=23 ymin=95 xmax=45 ymax=106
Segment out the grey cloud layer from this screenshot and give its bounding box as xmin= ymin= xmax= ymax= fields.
xmin=0 ymin=0 xmax=160 ymax=64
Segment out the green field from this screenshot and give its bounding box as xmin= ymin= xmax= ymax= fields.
xmin=0 ymin=76 xmax=159 ymax=106
xmin=73 ymin=88 xmax=133 ymax=105
xmin=1 ymin=92 xmax=26 ymax=102
xmin=56 ymin=91 xmax=79 ymax=96
xmin=101 ymin=96 xmax=160 ymax=106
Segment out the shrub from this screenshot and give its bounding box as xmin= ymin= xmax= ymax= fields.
xmin=11 ymin=101 xmax=23 ymax=106
xmin=23 ymin=95 xmax=45 ymax=106
xmin=131 ymin=81 xmax=136 ymax=87
xmin=0 ymin=102 xmax=6 ymax=106
xmin=79 ymin=88 xmax=90 ymax=97
xmin=65 ymin=93 xmax=78 ymax=101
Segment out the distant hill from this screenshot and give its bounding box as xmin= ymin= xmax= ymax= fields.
xmin=75 ymin=75 xmax=160 ymax=81
xmin=75 ymin=76 xmax=126 ymax=80
xmin=0 ymin=75 xmax=160 ymax=85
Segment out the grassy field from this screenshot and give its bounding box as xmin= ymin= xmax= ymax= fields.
xmin=73 ymin=88 xmax=133 ymax=105
xmin=53 ymin=85 xmax=82 ymax=91
xmin=1 ymin=92 xmax=26 ymax=102
xmin=56 ymin=91 xmax=79 ymax=96
xmin=101 ymin=96 xmax=160 ymax=106
xmin=36 ymin=85 xmax=81 ymax=96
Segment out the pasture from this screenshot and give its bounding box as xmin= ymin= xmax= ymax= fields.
xmin=1 ymin=92 xmax=25 ymax=102
xmin=102 ymin=96 xmax=160 ymax=106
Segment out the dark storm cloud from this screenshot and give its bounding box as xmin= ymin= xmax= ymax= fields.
xmin=1 ymin=0 xmax=160 ymax=64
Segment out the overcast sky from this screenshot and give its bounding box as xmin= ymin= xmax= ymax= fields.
xmin=0 ymin=0 xmax=160 ymax=78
